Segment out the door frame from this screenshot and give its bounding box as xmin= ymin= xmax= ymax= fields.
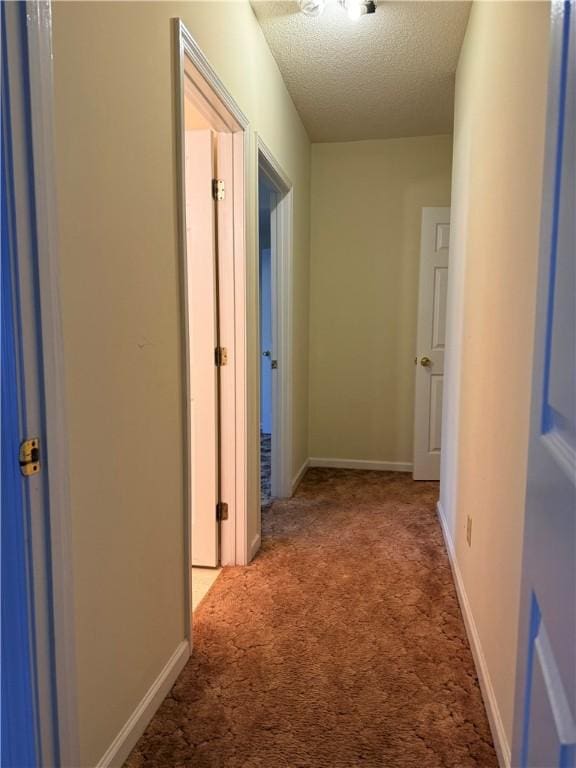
xmin=257 ymin=138 xmax=293 ymax=500
xmin=2 ymin=1 xmax=80 ymax=764
xmin=174 ymin=20 xmax=250 ymax=635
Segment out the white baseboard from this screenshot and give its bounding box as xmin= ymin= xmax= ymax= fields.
xmin=96 ymin=640 xmax=190 ymax=768
xmin=436 ymin=502 xmax=511 ymax=768
xmin=309 ymin=457 xmax=413 ymax=473
xmin=249 ymin=532 xmax=261 ymax=562
xmin=291 ymin=458 xmax=310 ymax=494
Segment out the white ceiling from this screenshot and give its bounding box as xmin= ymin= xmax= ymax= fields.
xmin=250 ymin=0 xmax=471 ymax=142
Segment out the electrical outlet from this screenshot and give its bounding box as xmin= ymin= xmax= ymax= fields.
xmin=466 ymin=516 xmax=472 ymax=547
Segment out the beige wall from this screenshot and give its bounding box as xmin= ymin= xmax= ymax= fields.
xmin=440 ymin=1 xmax=550 ymax=757
xmin=309 ymin=136 xmax=452 ymax=465
xmin=52 ymin=2 xmax=310 ymax=764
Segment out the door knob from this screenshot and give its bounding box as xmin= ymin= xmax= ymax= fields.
xmin=420 ymin=356 xmax=432 ymax=367
xmin=262 ymin=350 xmax=271 ymax=357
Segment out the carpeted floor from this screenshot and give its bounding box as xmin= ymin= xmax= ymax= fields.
xmin=125 ymin=469 xmax=497 ymax=768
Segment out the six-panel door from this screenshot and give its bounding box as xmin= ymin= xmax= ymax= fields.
xmin=512 ymin=3 xmax=576 ymax=765
xmin=413 ymin=207 xmax=451 ymax=481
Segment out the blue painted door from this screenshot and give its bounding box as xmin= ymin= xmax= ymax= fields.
xmin=1 ymin=3 xmax=40 ymax=765
xmin=512 ymin=3 xmax=576 ymax=766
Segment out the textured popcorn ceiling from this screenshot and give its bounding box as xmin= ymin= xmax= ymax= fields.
xmin=250 ymin=1 xmax=471 ymax=142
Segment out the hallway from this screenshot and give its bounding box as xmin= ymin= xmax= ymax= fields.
xmin=5 ymin=0 xmax=574 ymax=764
xmin=126 ymin=470 xmax=497 ymax=768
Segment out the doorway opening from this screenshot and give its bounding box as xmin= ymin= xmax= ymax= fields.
xmin=175 ymin=22 xmax=249 ymax=631
xmin=258 ymin=173 xmax=275 ymax=506
xmin=257 ymin=140 xmax=294 ymax=510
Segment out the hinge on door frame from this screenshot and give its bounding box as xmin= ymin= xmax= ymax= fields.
xmin=212 ymin=179 xmax=225 ymax=201
xmin=215 ymin=346 xmax=228 ymax=367
xmin=19 ymin=437 xmax=40 ymax=477
xmin=216 ymin=501 xmax=229 ymax=522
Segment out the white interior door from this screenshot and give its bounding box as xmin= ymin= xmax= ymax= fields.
xmin=512 ymin=4 xmax=575 ymax=764
xmin=413 ymin=207 xmax=450 ymax=481
xmin=215 ymin=131 xmax=235 ymax=566
xmin=186 ymin=128 xmax=219 ymax=567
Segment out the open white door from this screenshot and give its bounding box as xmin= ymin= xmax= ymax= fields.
xmin=512 ymin=4 xmax=575 ymax=764
xmin=413 ymin=207 xmax=450 ymax=481
xmin=186 ymin=128 xmax=219 ymax=567
xmin=215 ymin=131 xmax=236 ymax=564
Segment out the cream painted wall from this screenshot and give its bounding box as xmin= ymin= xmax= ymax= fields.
xmin=309 ymin=136 xmax=452 ymax=465
xmin=52 ymin=2 xmax=310 ymax=764
xmin=439 ymin=1 xmax=550 ymax=758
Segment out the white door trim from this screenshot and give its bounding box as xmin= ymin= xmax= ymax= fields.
xmin=257 ymin=136 xmax=293 ymax=499
xmin=6 ymin=2 xmax=81 ymax=763
xmin=174 ymin=20 xmax=250 ymax=639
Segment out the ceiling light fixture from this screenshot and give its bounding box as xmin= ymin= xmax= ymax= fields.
xmin=339 ymin=0 xmax=377 ymax=20
xmin=298 ymin=0 xmax=377 ymax=19
xmin=298 ymin=0 xmax=326 ymax=17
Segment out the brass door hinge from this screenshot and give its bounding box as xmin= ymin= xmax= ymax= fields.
xmin=212 ymin=179 xmax=225 ymax=201
xmin=216 ymin=501 xmax=229 ymax=522
xmin=215 ymin=346 xmax=228 ymax=367
xmin=19 ymin=438 xmax=40 ymax=477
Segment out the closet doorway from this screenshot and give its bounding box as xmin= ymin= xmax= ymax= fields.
xmin=257 ymin=140 xmax=294 ymax=507
xmin=175 ymin=22 xmax=249 ymax=630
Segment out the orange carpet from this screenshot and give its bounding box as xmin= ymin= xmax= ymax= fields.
xmin=125 ymin=469 xmax=497 ymax=768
